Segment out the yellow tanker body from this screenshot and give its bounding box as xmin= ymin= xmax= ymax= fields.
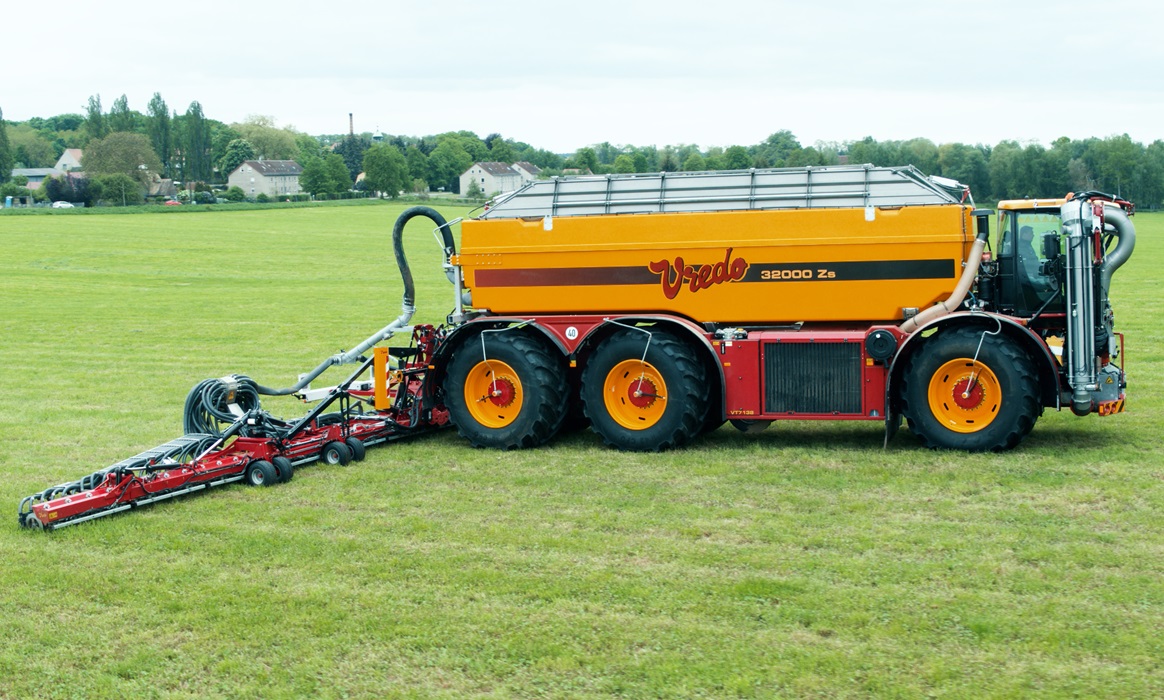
xmin=432 ymin=165 xmax=1134 ymax=455
xmin=460 ymin=203 xmax=973 ymax=324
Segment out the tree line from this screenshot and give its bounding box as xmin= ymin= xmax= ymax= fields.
xmin=2 ymin=94 xmax=1163 ymax=207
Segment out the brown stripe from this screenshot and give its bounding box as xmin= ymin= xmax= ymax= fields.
xmin=475 ymin=266 xmax=658 ymax=287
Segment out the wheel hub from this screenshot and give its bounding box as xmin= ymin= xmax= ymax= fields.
xmin=487 ymin=377 xmax=517 ymax=407
xmin=627 ymin=377 xmax=658 ymax=408
xmin=927 ymin=358 xmax=1001 ymax=433
xmin=951 ymin=377 xmax=985 ymax=410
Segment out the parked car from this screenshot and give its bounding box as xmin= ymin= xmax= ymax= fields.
xmin=51 ymin=201 xmax=74 ymax=209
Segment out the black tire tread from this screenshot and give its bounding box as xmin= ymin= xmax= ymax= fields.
xmin=272 ymin=456 xmax=294 ymax=484
xmin=900 ymin=327 xmax=1040 ymax=452
xmin=581 ymin=330 xmax=709 ymax=452
xmin=445 ymin=331 xmax=568 ymax=449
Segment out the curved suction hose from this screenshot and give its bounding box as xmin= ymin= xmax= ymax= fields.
xmin=900 ymin=221 xmax=990 ymax=334
xmin=1100 ymin=207 xmax=1135 ymax=296
xmin=254 ymin=206 xmax=456 ymax=396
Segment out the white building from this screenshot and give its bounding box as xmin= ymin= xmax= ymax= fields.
xmin=227 ymin=160 xmax=303 ymax=198
xmin=55 ymin=149 xmax=83 ymax=172
xmin=460 ymin=162 xmax=537 ymax=197
xmin=511 ymin=161 xmax=541 ymax=182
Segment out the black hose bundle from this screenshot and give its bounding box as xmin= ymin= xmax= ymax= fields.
xmin=183 ymin=375 xmax=262 ymax=436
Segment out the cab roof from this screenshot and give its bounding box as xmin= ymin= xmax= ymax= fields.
xmin=997 ymin=198 xmax=1067 ymax=211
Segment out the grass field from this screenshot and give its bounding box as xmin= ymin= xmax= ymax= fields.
xmin=1 ymin=202 xmax=1162 ymax=699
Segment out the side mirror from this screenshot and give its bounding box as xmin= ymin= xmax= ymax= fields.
xmin=1042 ymin=232 xmax=1061 ymax=259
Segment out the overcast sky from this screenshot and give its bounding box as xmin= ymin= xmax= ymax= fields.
xmin=6 ymin=0 xmax=1161 ymax=153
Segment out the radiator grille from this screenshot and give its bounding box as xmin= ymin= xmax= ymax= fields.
xmin=764 ymin=342 xmax=863 ymax=414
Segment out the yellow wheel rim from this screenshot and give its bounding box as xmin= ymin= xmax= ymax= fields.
xmin=463 ymin=360 xmax=523 ymax=429
xmin=927 ymin=358 xmax=1001 ymax=433
xmin=604 ymin=359 xmax=667 ymax=431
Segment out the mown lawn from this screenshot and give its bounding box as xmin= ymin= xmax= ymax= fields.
xmin=0 ymin=202 xmax=1161 ymax=698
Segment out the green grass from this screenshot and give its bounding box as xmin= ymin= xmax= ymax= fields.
xmin=1 ymin=203 xmax=1162 ymax=698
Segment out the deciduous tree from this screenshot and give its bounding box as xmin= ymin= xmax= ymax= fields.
xmin=325 ymin=152 xmax=352 ymax=192
xmin=299 ymin=153 xmax=351 ymax=197
xmin=427 ymin=139 xmax=472 ymax=193
xmin=361 ymin=144 xmax=409 ymax=198
xmin=233 ymin=115 xmax=301 ymax=160
xmin=82 ymin=132 xmax=163 ymax=184
xmin=406 ymin=145 xmax=428 ymax=182
xmin=218 ymin=139 xmax=256 ymax=177
xmin=8 ymin=123 xmax=57 ymax=167
xmin=486 ymin=134 xmax=517 ymax=164
xmin=613 ymin=154 xmax=635 ymax=173
xmin=97 ymin=173 xmax=144 ymax=206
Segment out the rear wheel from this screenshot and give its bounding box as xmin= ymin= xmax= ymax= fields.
xmin=901 ymin=327 xmax=1040 ymax=451
xmin=444 ymin=331 xmax=568 ymax=449
xmin=345 ymin=437 xmax=366 ymax=462
xmin=272 ymin=456 xmax=294 ymax=484
xmin=582 ymin=329 xmax=708 ymax=452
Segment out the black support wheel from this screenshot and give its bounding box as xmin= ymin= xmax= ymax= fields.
xmin=345 ymin=437 xmax=366 ymax=462
xmin=320 ymin=441 xmax=352 ymax=466
xmin=444 ymin=330 xmax=569 ymax=449
xmin=245 ymin=460 xmax=279 ymax=487
xmin=581 ymin=329 xmax=709 ymax=452
xmin=731 ymin=419 xmax=771 ymax=434
xmin=272 ymin=456 xmax=294 ymax=484
xmin=900 ymin=326 xmax=1040 ymax=452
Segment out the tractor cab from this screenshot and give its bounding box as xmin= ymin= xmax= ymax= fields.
xmin=991 ymin=199 xmax=1067 ymax=317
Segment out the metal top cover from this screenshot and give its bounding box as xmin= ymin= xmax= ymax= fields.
xmin=478 ymin=164 xmax=967 ymax=220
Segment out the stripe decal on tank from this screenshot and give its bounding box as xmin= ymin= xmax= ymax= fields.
xmin=475 ymin=266 xmax=658 ymax=287
xmin=741 ymin=259 xmax=956 ymax=282
xmin=474 ymin=259 xmax=956 ymax=287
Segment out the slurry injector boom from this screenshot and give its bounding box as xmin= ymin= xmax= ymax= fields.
xmin=19 ymin=207 xmax=456 ymax=531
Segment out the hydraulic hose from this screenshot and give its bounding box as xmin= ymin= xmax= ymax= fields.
xmin=183 ymin=375 xmax=261 ymax=435
xmin=253 ymin=206 xmax=456 ymax=396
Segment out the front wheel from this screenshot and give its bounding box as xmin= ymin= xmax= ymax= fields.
xmin=581 ymin=329 xmax=708 ymax=452
xmin=444 ymin=331 xmax=568 ymax=449
xmin=901 ymin=327 xmax=1040 ymax=452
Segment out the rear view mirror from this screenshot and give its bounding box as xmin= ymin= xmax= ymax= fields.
xmin=1042 ymin=232 xmax=1061 ymax=259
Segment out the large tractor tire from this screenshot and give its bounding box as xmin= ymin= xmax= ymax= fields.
xmin=900 ymin=327 xmax=1040 ymax=452
xmin=445 ymin=331 xmax=568 ymax=449
xmin=581 ymin=329 xmax=709 ymax=452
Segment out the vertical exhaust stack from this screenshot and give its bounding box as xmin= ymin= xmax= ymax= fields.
xmin=1061 ymin=199 xmax=1099 ymax=416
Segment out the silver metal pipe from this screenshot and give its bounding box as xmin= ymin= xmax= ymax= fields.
xmin=1061 ymin=199 xmax=1097 ymax=415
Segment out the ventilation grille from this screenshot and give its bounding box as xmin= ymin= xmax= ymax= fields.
xmin=764 ymin=342 xmax=863 ymax=414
